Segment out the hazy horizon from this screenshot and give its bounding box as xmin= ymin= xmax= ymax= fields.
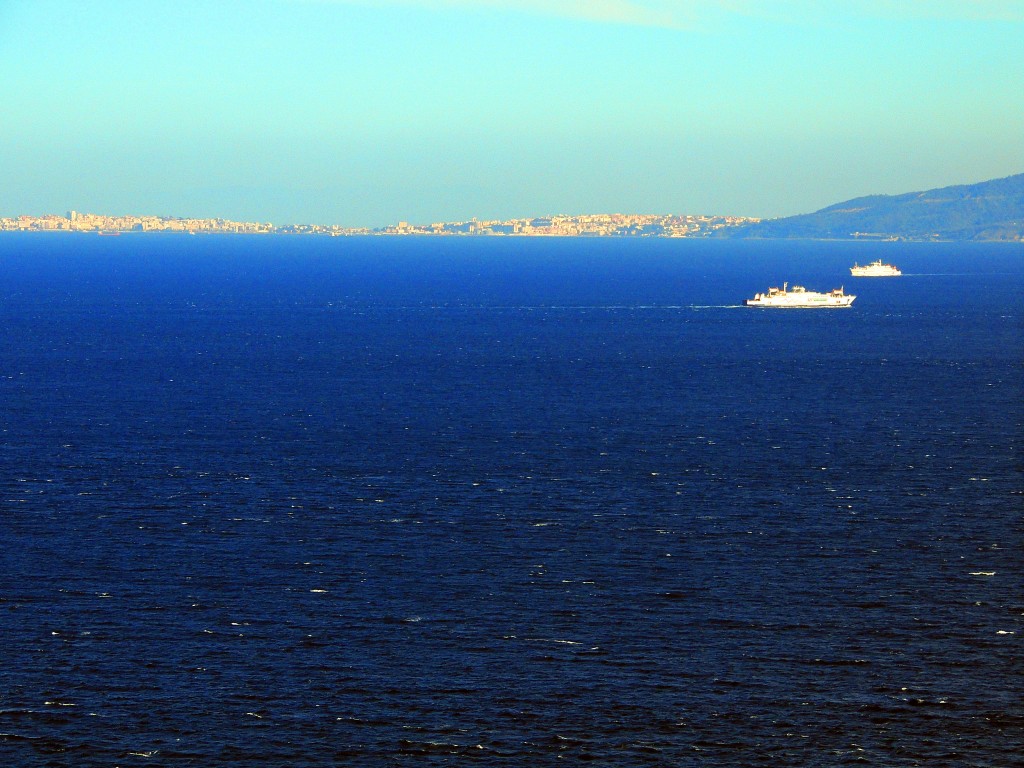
xmin=2 ymin=1 xmax=1022 ymax=227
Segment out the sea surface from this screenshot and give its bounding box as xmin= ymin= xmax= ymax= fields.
xmin=1 ymin=234 xmax=1021 ymax=766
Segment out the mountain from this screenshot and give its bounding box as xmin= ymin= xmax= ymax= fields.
xmin=729 ymin=173 xmax=1024 ymax=241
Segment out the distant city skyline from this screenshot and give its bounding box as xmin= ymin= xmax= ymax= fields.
xmin=1 ymin=209 xmax=757 ymax=238
xmin=1 ymin=1 xmax=1022 ymax=227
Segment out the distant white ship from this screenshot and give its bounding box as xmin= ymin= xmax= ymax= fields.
xmin=850 ymin=259 xmax=901 ymax=277
xmin=745 ymin=282 xmax=855 ymax=308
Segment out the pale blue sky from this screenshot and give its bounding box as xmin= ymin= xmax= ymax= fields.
xmin=1 ymin=0 xmax=1022 ymax=225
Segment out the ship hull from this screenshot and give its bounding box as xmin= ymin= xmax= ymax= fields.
xmin=744 ymin=296 xmax=855 ymax=307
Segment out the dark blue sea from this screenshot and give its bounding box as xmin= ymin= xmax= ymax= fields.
xmin=1 ymin=234 xmax=1021 ymax=766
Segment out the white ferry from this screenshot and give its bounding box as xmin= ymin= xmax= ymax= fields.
xmin=850 ymin=259 xmax=901 ymax=277
xmin=745 ymin=283 xmax=855 ymax=308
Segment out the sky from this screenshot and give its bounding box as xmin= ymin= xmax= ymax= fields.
xmin=1 ymin=0 xmax=1022 ymax=226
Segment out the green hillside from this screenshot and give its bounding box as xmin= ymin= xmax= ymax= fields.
xmin=731 ymin=173 xmax=1024 ymax=241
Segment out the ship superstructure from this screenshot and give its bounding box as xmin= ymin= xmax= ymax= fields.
xmin=744 ymin=282 xmax=855 ymax=308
